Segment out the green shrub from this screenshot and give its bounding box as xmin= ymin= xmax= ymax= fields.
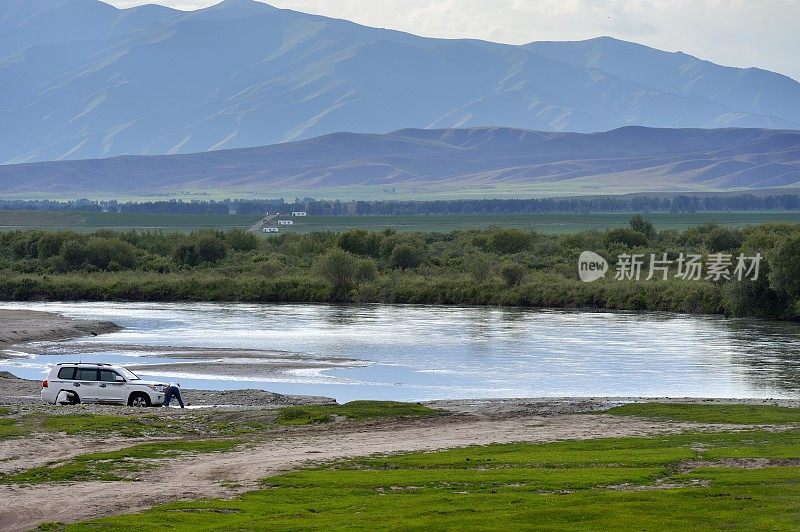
xmin=338 ymin=229 xmax=382 ymax=258
xmin=86 ymin=237 xmax=138 ymax=270
xmin=315 ymin=248 xmax=359 ymax=292
xmin=57 ymin=240 xmax=88 ymax=271
xmin=489 ymin=228 xmax=532 ymax=254
xmin=603 ymin=228 xmax=648 ymax=248
xmin=629 ymin=214 xmax=656 ymax=240
xmin=194 ymin=236 xmax=229 ymax=263
xmin=705 ymin=227 xmax=743 ymax=252
xmin=500 ymin=262 xmax=526 ymax=287
xmin=390 ymin=244 xmax=420 ymax=269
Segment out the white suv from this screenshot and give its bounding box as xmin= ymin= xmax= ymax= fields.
xmin=41 ymin=363 xmax=168 ymax=407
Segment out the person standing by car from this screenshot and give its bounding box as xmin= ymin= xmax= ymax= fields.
xmin=164 ymin=381 xmax=185 ymax=408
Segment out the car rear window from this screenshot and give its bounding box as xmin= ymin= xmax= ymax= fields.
xmin=57 ymin=367 xmax=76 ymax=380
xmin=99 ymin=370 xmax=120 ymax=382
xmin=74 ymin=368 xmax=99 ymax=381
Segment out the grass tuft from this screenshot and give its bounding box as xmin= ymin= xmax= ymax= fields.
xmin=0 ymin=418 xmax=24 ymax=439
xmin=607 ymin=403 xmax=800 ymax=424
xmin=41 ymin=414 xmax=169 ymax=437
xmin=275 ymin=401 xmax=439 ymax=426
xmin=36 ymin=522 xmax=65 ymax=531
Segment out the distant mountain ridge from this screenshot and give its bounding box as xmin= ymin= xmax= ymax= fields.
xmin=1 ymin=126 xmax=798 ymax=196
xmin=1 ymin=0 xmax=799 ymax=164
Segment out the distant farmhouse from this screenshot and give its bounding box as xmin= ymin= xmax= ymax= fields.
xmin=248 ymin=211 xmax=301 ymax=235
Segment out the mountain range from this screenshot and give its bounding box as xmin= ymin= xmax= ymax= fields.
xmin=2 ymin=0 xmax=799 ymax=165
xmin=1 ymin=126 xmax=797 ymax=197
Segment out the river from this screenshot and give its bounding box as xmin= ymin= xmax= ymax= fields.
xmin=1 ymin=302 xmax=799 ymax=402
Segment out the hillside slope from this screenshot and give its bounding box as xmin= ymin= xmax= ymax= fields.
xmin=1 ymin=126 xmax=797 ymax=196
xmin=1 ymin=0 xmax=798 ymax=164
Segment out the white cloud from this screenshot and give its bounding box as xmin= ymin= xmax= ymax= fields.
xmin=104 ymin=0 xmax=800 ymax=80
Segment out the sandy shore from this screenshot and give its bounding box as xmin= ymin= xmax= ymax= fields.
xmin=0 ymin=309 xmax=120 ymax=349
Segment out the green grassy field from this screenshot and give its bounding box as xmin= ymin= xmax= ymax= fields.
xmin=69 ymin=428 xmax=800 ymax=531
xmin=0 ymin=403 xmax=794 ymax=530
xmin=288 ymin=212 xmax=800 ymax=234
xmin=2 ymin=210 xmax=800 ymax=234
xmin=0 ymin=211 xmax=261 ymax=232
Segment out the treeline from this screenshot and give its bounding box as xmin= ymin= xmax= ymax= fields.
xmin=3 ymin=194 xmax=800 ymax=215
xmin=1 ymin=220 xmax=799 ymax=320
xmin=352 ymin=194 xmax=800 ymax=215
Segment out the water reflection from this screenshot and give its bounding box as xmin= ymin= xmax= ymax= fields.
xmin=320 ymin=305 xmax=365 ymax=327
xmin=722 ymin=318 xmax=800 ymax=393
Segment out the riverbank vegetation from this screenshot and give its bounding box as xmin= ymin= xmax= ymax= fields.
xmin=1 ymin=219 xmax=799 ymax=319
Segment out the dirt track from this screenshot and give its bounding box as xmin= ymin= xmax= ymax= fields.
xmin=0 ymin=412 xmax=731 ymax=531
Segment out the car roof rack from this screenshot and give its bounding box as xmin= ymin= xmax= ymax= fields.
xmin=54 ymin=362 xmax=114 ymax=366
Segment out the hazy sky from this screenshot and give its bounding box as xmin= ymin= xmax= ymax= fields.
xmin=103 ymin=0 xmax=800 ymax=81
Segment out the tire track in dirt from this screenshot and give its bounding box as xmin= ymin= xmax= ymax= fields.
xmin=0 ymin=435 xmax=179 ymax=475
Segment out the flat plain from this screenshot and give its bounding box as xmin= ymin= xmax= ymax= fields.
xmin=1 ymin=211 xmax=800 ymax=234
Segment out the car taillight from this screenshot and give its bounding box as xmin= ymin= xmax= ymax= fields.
xmin=42 ymin=379 xmax=48 ymax=388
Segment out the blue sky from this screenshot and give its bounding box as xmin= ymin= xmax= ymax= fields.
xmin=103 ymin=0 xmax=799 ymax=81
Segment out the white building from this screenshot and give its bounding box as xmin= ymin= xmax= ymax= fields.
xmin=262 ymin=227 xmax=279 ymax=233
xmin=277 ymin=220 xmax=294 ymax=226
xmin=291 ymin=211 xmax=307 ymax=217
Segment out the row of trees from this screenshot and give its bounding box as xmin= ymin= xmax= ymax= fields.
xmin=1 ymin=219 xmax=799 ymax=319
xmin=3 ymin=194 xmax=800 ymax=215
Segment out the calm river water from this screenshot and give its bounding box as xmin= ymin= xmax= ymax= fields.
xmin=1 ymin=302 xmax=799 ymax=402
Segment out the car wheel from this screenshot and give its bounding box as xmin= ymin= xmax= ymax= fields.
xmin=128 ymin=393 xmax=151 ymax=408
xmin=58 ymin=391 xmax=80 ymax=405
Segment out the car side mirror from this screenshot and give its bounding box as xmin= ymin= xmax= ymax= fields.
xmin=115 ymin=375 xmax=125 ymax=382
